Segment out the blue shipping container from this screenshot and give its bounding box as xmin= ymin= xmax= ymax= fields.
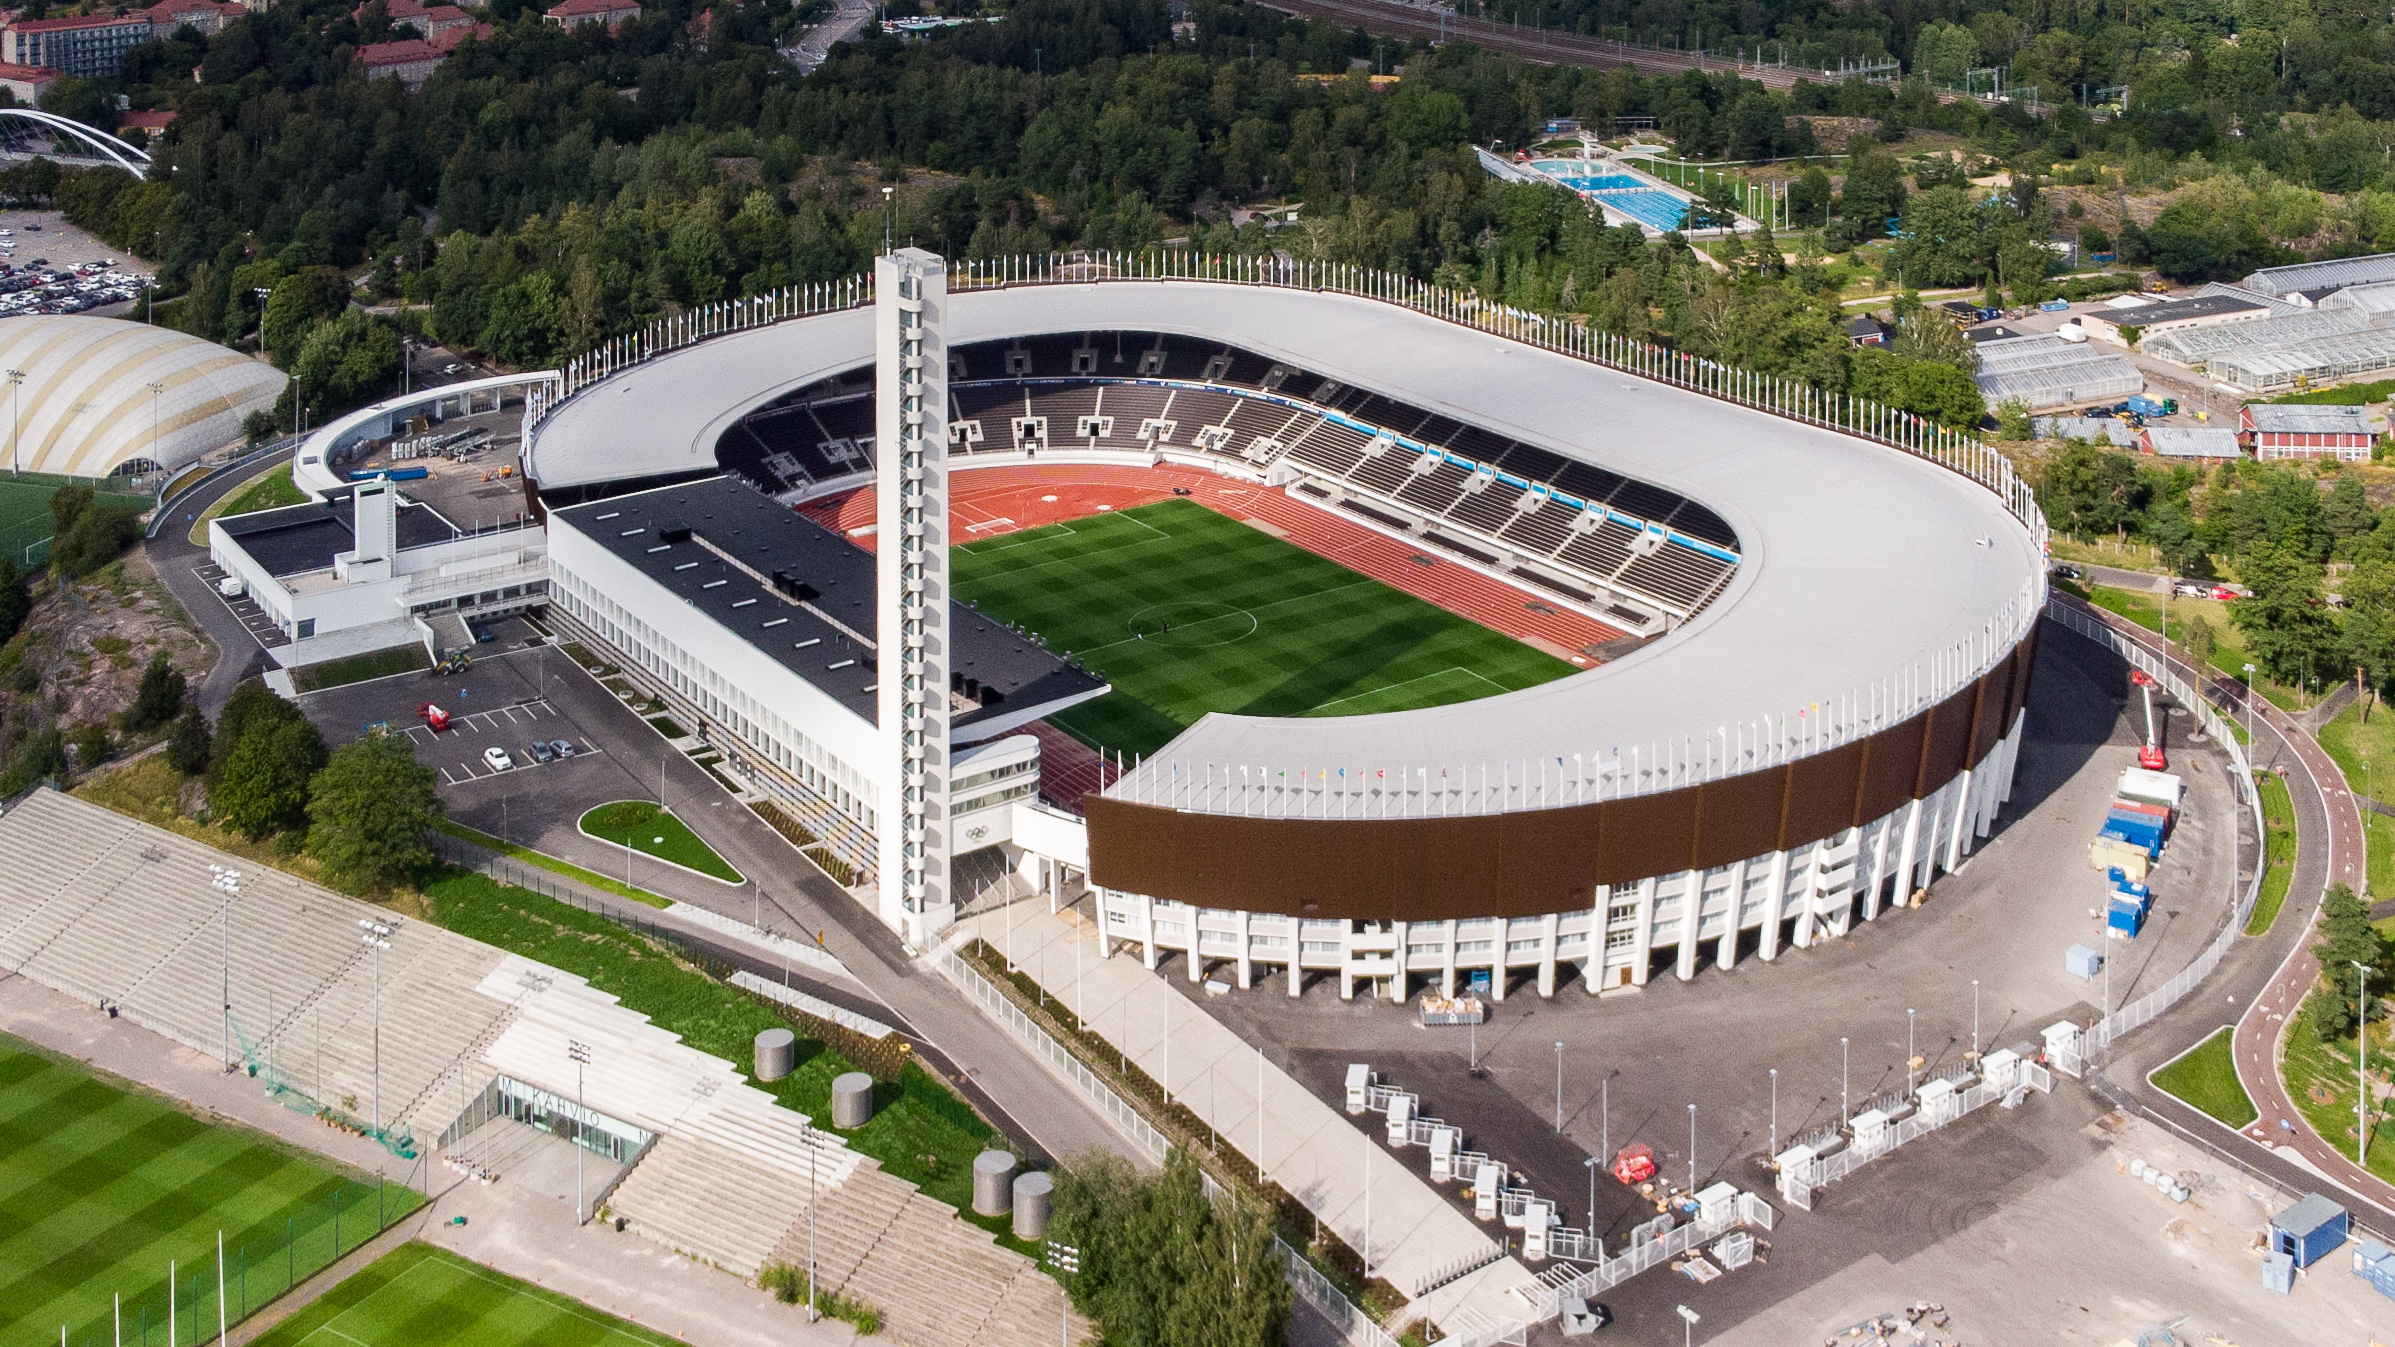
xmin=2107 ymin=905 xmax=2144 ymax=937
xmin=2099 ymin=823 xmax=2161 ymax=857
xmin=2272 ymin=1194 xmax=2349 ymax=1269
xmin=385 ymin=465 xmax=429 ymax=481
xmin=2105 ymin=808 xmax=2167 ymax=840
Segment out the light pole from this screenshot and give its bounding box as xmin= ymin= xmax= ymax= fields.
xmin=146 ymin=380 xmax=162 ymax=476
xmin=1906 ymin=1007 xmax=1917 ymax=1092
xmin=1583 ymin=1155 xmax=1597 ymax=1234
xmin=1677 ymin=1303 xmax=1700 ymax=1347
xmin=2358 ymin=962 xmax=2374 ymax=1165
xmin=1840 ymin=1036 xmax=1850 ymax=1125
xmin=401 ymin=337 xmax=412 ymax=397
xmin=2243 ymin=663 xmax=2258 ymax=742
xmin=252 ymin=287 xmax=271 ymax=358
xmin=568 ymin=1039 xmax=591 ymax=1223
xmin=1769 ymin=1068 xmax=1778 ymax=1154
xmin=1686 ymin=1103 xmax=1697 ymax=1193
xmin=1971 ymin=979 xmax=1981 ymax=1060
xmin=804 ymin=1119 xmax=820 ymax=1321
xmin=1554 ymin=1041 xmax=1564 ymax=1133
xmin=358 ymin=919 xmax=392 ymax=1135
xmin=210 ymin=867 xmax=239 ymax=1072
xmin=6 ymin=368 xmax=22 ymax=478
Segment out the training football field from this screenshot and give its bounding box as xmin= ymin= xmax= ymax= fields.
xmin=0 ymin=1038 xmax=405 ymax=1347
xmin=249 ymin=1243 xmax=679 ymax=1347
xmin=952 ymin=498 xmax=1574 ymax=757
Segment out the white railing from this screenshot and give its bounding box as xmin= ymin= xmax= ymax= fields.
xmin=2042 ymin=597 xmax=2267 ymax=1054
xmin=1521 ymin=1192 xmax=1775 ymax=1320
xmin=1777 ymin=1063 xmax=2056 ymax=1212
xmin=931 ymin=944 xmax=1403 ymax=1347
xmin=533 ymin=251 xmax=2051 ymax=819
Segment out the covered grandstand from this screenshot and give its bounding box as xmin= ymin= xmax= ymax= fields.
xmin=1971 ymin=333 xmax=2143 ymax=410
xmin=526 ymin=269 xmax=2044 ymax=999
xmin=0 ymin=315 xmax=285 ymax=477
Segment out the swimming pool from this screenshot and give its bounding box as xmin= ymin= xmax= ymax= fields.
xmin=1594 ymin=190 xmax=1692 ymax=232
xmin=1546 ymin=173 xmax=1650 ymax=193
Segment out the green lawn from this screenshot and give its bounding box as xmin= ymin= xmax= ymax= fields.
xmin=0 ymin=1036 xmax=420 ymax=1347
xmin=951 ymin=499 xmax=1574 ymax=757
xmin=420 ymin=870 xmax=1011 ymax=1224
xmin=291 ymin=645 xmax=431 ymax=694
xmin=245 ymin=1242 xmax=679 ymax=1347
xmin=576 ymin=801 xmax=743 ymax=884
xmin=2067 ymin=579 xmax=2313 ymax=715
xmin=219 ymin=468 xmax=308 ymax=518
xmin=2246 ymin=772 xmax=2297 ymax=936
xmin=2313 ymin=702 xmax=2395 ymax=895
xmin=2282 ymin=1006 xmax=2395 ymax=1188
xmin=2149 ymin=1028 xmax=2258 ymax=1128
xmin=0 ymin=478 xmax=151 ymax=566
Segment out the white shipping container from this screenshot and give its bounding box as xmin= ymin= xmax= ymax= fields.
xmin=2117 ymin=766 xmax=2185 ymax=809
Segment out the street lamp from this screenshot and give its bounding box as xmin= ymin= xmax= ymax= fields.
xmin=1583 ymin=1155 xmax=1598 ymax=1234
xmin=568 ymin=1039 xmax=591 ymax=1223
xmin=210 ymin=866 xmax=239 ymax=1072
xmin=145 ymin=380 xmax=162 ymax=480
xmin=1554 ymin=1041 xmax=1564 ymax=1133
xmin=1769 ymin=1068 xmax=1779 ymax=1155
xmin=1971 ymin=979 xmax=1981 ymax=1060
xmin=1677 ymin=1303 xmax=1701 ymax=1347
xmin=358 ymin=919 xmax=393 ymax=1135
xmin=1907 ymin=1007 xmax=1917 ymax=1092
xmin=5 ymin=368 xmax=22 ymax=478
xmin=1686 ymin=1103 xmax=1697 ymax=1193
xmin=2358 ymin=962 xmax=2374 ymax=1166
xmin=252 ymin=287 xmax=271 ymax=357
xmin=1840 ymin=1036 xmax=1850 ymax=1124
xmin=2243 ymin=663 xmax=2258 ymax=742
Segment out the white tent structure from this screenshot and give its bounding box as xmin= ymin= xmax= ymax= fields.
xmin=0 ymin=316 xmax=285 ymax=478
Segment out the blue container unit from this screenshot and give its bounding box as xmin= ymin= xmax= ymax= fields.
xmin=2356 ymin=1239 xmax=2395 ymax=1302
xmin=2064 ymin=944 xmax=2104 ymax=979
xmin=2100 ymin=814 xmax=2165 ymax=858
xmin=2271 ymin=1193 xmax=2350 ymax=1269
xmin=2106 ymin=893 xmax=2147 ymax=938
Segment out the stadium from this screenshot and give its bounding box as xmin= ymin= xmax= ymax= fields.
xmin=524 ymin=259 xmax=2046 ymax=1001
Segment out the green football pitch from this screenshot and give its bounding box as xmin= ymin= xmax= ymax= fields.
xmin=952 ymin=498 xmax=1574 ymax=757
xmin=0 ymin=1038 xmax=416 ymax=1347
xmin=248 ymin=1243 xmax=679 ymax=1347
xmin=0 ymin=478 xmax=151 ymax=565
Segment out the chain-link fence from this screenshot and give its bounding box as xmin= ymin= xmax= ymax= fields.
xmin=56 ymin=1164 xmax=423 ymax=1347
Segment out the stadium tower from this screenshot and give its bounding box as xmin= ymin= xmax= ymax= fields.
xmin=874 ymin=247 xmax=952 ymax=946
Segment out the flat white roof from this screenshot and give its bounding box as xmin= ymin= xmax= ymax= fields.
xmin=529 ymin=283 xmax=2042 ymax=817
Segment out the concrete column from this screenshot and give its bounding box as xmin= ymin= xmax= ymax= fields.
xmin=1093 ymin=888 xmax=1113 ymax=958
xmin=1629 ymin=876 xmax=1660 ymax=987
xmin=1789 ymin=846 xmax=1821 ymax=949
xmin=1583 ymin=887 xmax=1610 ymax=993
xmin=1440 ymin=920 xmax=1459 ymax=999
xmin=1757 ymin=850 xmax=1791 ymax=961
xmin=1188 ymin=919 xmax=1206 ymax=983
xmin=1674 ymin=872 xmax=1702 ymax=981
xmin=1536 ymin=913 xmax=1560 ymax=997
xmin=1236 ymin=910 xmax=1254 ymax=989
xmin=1717 ymin=860 xmax=1747 ymax=970
xmin=1286 ymin=933 xmax=1303 ymax=998
xmin=1943 ymin=769 xmax=1974 ymax=872
xmin=1138 ymin=892 xmax=1159 ymax=972
xmin=1891 ymin=798 xmax=1925 ymax=909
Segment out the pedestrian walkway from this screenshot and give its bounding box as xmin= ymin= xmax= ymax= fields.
xmin=956 ymin=902 xmax=1540 ymax=1332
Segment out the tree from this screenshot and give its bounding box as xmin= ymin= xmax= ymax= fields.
xmin=2305 ymin=883 xmax=2392 ymax=1040
xmin=2182 ymin=614 xmax=2219 ymax=663
xmin=1788 ymin=166 xmax=1833 ymax=227
xmin=212 ymin=678 xmax=302 ymax=773
xmin=49 ymin=483 xmax=93 ymax=536
xmin=50 ymin=505 xmax=142 ymax=578
xmin=68 ymin=721 xmax=108 ymax=773
xmin=1837 ymin=151 xmax=1907 ymax=237
xmin=166 ymin=706 xmax=211 ymax=775
xmin=209 ymin=717 xmax=326 ymax=837
xmin=126 ymin=653 xmax=186 ymax=732
xmin=305 ymin=733 xmax=443 ymax=886
xmin=1052 ymin=1149 xmax=1289 ymax=1347
xmin=0 ymin=558 xmax=29 ymax=646
xmin=2036 ymin=441 xmax=2149 ymax=538
xmin=2231 ymin=545 xmax=2343 ymax=689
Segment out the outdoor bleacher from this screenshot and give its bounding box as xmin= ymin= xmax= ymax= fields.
xmin=714 ymin=331 xmax=1745 ymax=621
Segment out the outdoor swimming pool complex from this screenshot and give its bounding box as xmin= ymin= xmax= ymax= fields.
xmin=1530 ymin=164 xmax=1694 ymax=232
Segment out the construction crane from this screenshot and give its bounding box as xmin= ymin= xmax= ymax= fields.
xmin=2129 ymin=669 xmax=2166 ymax=770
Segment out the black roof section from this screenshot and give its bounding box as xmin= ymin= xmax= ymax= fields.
xmin=552 ymin=476 xmax=1103 ymax=729
xmin=216 ymin=488 xmax=458 ymax=578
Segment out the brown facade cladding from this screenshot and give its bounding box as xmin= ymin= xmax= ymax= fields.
xmin=1083 ymin=625 xmax=2040 ymax=922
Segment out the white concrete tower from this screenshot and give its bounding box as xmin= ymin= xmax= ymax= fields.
xmin=874 ymin=247 xmax=951 ymax=946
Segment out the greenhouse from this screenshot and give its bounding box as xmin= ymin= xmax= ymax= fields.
xmin=1972 ymin=334 xmax=2143 ymax=410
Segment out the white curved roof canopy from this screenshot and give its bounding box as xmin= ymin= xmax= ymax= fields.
xmin=529 ymin=283 xmax=2044 ymax=814
xmin=0 ymin=108 xmax=153 ymax=172
xmin=0 ymin=316 xmax=285 ymax=478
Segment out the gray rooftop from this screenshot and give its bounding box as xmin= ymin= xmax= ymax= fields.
xmin=2144 ymin=426 xmax=2241 ymax=458
xmin=2096 ymin=293 xmax=2267 ymax=326
xmin=217 ymin=489 xmax=458 ymax=578
xmin=528 ymin=284 xmax=2043 ymax=817
xmin=2245 ymin=403 xmax=2373 ymax=434
xmin=549 ymin=475 xmax=1104 ymax=733
xmin=2245 ymin=252 xmax=2395 ymax=297
xmin=2272 ymin=1193 xmax=2346 ymax=1236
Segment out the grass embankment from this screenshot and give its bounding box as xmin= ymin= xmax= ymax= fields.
xmin=2150 ymin=1028 xmax=2259 ymax=1128
xmin=290 ymin=645 xmax=431 ymax=694
xmin=245 ymin=1242 xmax=682 ymax=1347
xmin=420 ymin=870 xmax=1018 ymax=1235
xmin=2314 ymin=700 xmax=2395 ymax=896
xmin=2282 ymin=1006 xmax=2395 ymax=1188
xmin=2268 ymin=378 xmax=2395 ymax=406
xmin=188 ymin=461 xmax=308 ymax=544
xmin=435 ymin=819 xmax=671 ymax=909
xmin=577 ymin=800 xmax=744 ymax=884
xmin=2246 ymin=772 xmax=2298 ymax=936
xmin=0 ymin=1035 xmax=421 ymax=1347
xmin=2062 ymin=577 xmax=2314 ymax=716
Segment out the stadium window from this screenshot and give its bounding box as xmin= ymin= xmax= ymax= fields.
xmin=1455 ymin=940 xmax=1494 ymax=955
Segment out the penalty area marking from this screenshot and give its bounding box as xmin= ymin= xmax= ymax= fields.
xmin=300 ymin=1252 xmax=667 ymax=1347
xmin=1305 ymin=665 xmax=1509 ymax=715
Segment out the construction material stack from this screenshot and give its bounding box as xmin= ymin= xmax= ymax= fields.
xmin=2089 ymin=766 xmax=2183 ymax=895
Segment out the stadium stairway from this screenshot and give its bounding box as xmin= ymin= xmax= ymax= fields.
xmin=607 ymin=1130 xmax=826 ymax=1276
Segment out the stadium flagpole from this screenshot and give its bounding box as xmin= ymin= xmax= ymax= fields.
xmin=215 ymin=1231 xmax=225 ymax=1347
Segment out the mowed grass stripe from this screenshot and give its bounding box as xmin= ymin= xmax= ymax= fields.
xmin=257 ymin=1243 xmax=679 ymax=1347
xmin=0 ymin=1041 xmax=386 ymax=1345
xmin=953 ymin=499 xmax=1574 ymax=757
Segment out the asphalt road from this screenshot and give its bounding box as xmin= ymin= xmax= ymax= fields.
xmin=2057 ymin=595 xmax=2395 ymax=1229
xmin=146 ymin=445 xmax=295 ymax=714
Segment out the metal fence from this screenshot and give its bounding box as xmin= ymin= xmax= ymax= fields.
xmin=932 ymin=944 xmax=1407 ymax=1347
xmin=2041 ymin=598 xmax=2268 ymax=1054
xmin=1522 ymin=1193 xmax=1776 ymax=1320
xmin=58 ymin=1163 xmax=423 ymax=1347
xmin=1777 ymin=1064 xmax=2054 ymax=1212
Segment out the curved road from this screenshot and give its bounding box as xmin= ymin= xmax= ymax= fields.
xmin=2061 ymin=595 xmax=2393 ymax=1215
xmin=146 ymin=447 xmax=295 ymax=714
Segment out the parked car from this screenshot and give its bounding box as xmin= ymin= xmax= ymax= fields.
xmin=529 ymin=740 xmax=556 ymax=763
xmin=2212 ymin=585 xmax=2239 ymax=601
xmin=549 ymin=739 xmax=577 ymax=758
xmin=472 ymin=625 xmax=494 ymax=643
xmin=2050 ymin=563 xmax=2081 ymax=580
xmin=215 ymin=576 xmax=243 ymax=597
xmin=2173 ymin=581 xmax=2206 ymax=597
xmin=483 ymin=746 xmax=514 ymax=771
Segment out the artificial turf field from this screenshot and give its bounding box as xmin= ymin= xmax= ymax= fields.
xmin=248 ymin=1243 xmax=678 ymax=1347
xmin=951 ymin=498 xmax=1575 ymax=756
xmin=0 ymin=1037 xmax=412 ymax=1347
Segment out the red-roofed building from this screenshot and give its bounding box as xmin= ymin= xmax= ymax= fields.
xmin=355 ymin=36 xmax=444 ymax=86
xmin=354 ymin=0 xmax=474 ymax=38
xmin=144 ymin=0 xmax=240 ymax=36
xmin=0 ymin=60 xmax=58 ymax=103
xmin=545 ymin=0 xmax=641 ymax=30
xmin=117 ymin=108 xmax=177 ymax=132
xmin=1 ymin=13 xmax=154 ymax=78
xmin=426 ymin=18 xmax=487 ymax=50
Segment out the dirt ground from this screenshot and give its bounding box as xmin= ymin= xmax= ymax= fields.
xmin=13 ymin=545 xmax=216 ymax=731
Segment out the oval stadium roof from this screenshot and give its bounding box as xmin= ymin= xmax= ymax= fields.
xmin=0 ymin=316 xmax=287 ymax=478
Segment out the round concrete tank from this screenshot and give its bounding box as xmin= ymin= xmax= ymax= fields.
xmin=972 ymin=1150 xmax=1018 ymax=1216
xmin=1012 ymin=1171 xmax=1053 ymax=1240
xmin=754 ymin=1028 xmax=796 ymax=1082
xmin=832 ymin=1071 xmax=875 ymax=1128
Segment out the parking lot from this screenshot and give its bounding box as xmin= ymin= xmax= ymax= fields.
xmin=393 ymin=698 xmax=595 ymax=785
xmin=0 ymin=208 xmax=152 ymax=317
xmin=189 ymin=560 xmax=290 ymax=650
